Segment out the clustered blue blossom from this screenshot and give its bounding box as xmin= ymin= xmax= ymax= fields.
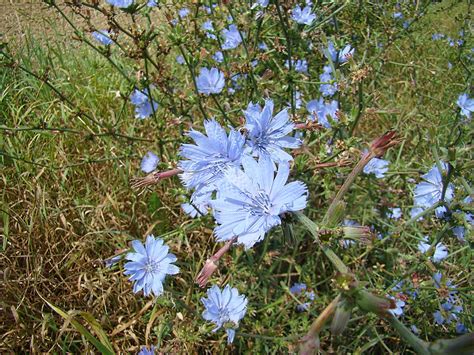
xmin=124 ymin=235 xmax=179 ymax=297
xmin=196 ymin=68 xmax=225 ymax=95
xmin=201 ymin=285 xmax=248 ymax=344
xmin=319 ymin=65 xmax=338 ymax=97
xmin=285 ymin=59 xmax=308 ymax=74
xmin=290 ymin=283 xmax=315 ymax=311
xmin=325 ymin=41 xmax=354 ymax=64
xmin=138 ymin=345 xmax=156 ymax=355
xmin=306 ymin=97 xmax=339 ymax=128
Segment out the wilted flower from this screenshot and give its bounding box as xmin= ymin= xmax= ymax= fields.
xmin=413 ymin=162 xmax=454 ymax=209
xmin=363 ymin=157 xmax=389 ymax=178
xmin=124 ymin=235 xmax=179 ymax=297
xmin=212 ymin=156 xmax=308 ymax=248
xmin=221 ymin=25 xmax=243 ymax=50
xmin=130 ymin=89 xmax=159 ymax=119
xmin=201 ymin=285 xmax=248 ymax=344
xmin=291 ymin=5 xmax=316 ymax=25
xmin=417 ymin=236 xmax=448 ymax=263
xmin=456 ymin=93 xmax=474 ymax=119
xmin=106 ymin=0 xmax=133 ymax=8
xmin=196 ymin=68 xmax=225 ymax=95
xmin=140 ymin=151 xmax=159 ymax=173
xmin=92 ymin=30 xmax=113 ymax=46
xmin=179 ymin=119 xmax=246 ymax=194
xmin=243 ymin=100 xmax=301 ymax=163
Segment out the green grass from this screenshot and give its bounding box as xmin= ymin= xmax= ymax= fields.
xmin=1 ymin=0 xmax=472 ymax=353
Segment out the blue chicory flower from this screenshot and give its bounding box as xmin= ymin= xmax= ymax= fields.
xmin=306 ymin=98 xmax=339 ymax=128
xmin=124 ymin=235 xmax=179 ymax=297
xmin=363 ymin=157 xmax=389 ymax=178
xmin=179 ymin=119 xmax=246 ymax=194
xmin=319 ymin=65 xmax=338 ymax=97
xmin=243 ymin=99 xmax=301 ymax=163
xmin=130 ymin=89 xmax=159 ymax=119
xmin=196 ymin=68 xmax=225 ymax=95
xmin=221 ymin=25 xmax=243 ymax=50
xmin=201 ymin=285 xmax=248 ymax=344
xmin=176 ymin=55 xmax=185 ymax=65
xmin=92 ymin=30 xmax=113 ymax=45
xmin=456 ymin=93 xmax=474 ymax=119
xmin=106 ymin=0 xmax=133 ymax=8
xmin=213 ymin=51 xmax=224 ymax=63
xmin=178 ymin=7 xmax=189 ymax=18
xmin=388 ymin=296 xmax=406 ymax=317
xmin=418 ymin=236 xmax=448 ymax=263
xmin=211 ymin=156 xmax=308 ymax=248
xmin=285 ymin=59 xmax=308 ymax=74
xmin=291 ymin=5 xmax=316 ymax=25
xmin=388 ymin=207 xmax=402 ymax=220
xmin=325 ymin=42 xmax=354 ymax=64
xmin=393 ymin=12 xmax=403 ymax=19
xmin=140 ymin=151 xmax=160 ymax=173
xmin=138 ymin=345 xmax=156 ymax=355
xmin=147 ymin=0 xmax=157 ymax=7
xmin=413 ymin=162 xmax=454 ymax=209
xmin=290 ymin=283 xmax=307 ymax=294
xmin=432 ymin=33 xmax=444 ymax=40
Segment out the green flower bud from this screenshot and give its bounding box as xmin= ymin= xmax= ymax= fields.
xmin=331 ymin=301 xmax=352 ymax=336
xmin=355 ymin=290 xmax=395 ymax=315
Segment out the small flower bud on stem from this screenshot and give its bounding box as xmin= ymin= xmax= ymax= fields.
xmin=131 ymin=168 xmax=182 ymax=189
xmin=196 ymin=236 xmax=238 ymax=288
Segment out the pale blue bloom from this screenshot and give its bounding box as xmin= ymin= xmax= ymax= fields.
xmin=418 ymin=236 xmax=448 ymax=263
xmin=456 ymin=93 xmax=474 ymax=119
xmin=202 ymin=20 xmax=217 ymax=39
xmin=433 ymin=302 xmax=463 ymax=325
xmin=290 ymin=283 xmax=307 ymax=294
xmin=178 ymin=8 xmax=190 ymax=18
xmin=140 ymin=151 xmax=159 ymax=173
xmin=201 ymin=285 xmax=248 ymax=344
xmin=319 ymin=66 xmax=338 ymax=97
xmin=413 ymin=162 xmax=454 ymax=209
xmin=212 ymin=156 xmax=308 ymax=248
xmin=221 ymin=25 xmax=243 ymax=50
xmin=452 ymin=226 xmax=466 ymax=242
xmin=213 ymin=51 xmax=224 ymax=63
xmin=124 ymin=235 xmax=179 ymax=297
xmin=243 ymin=100 xmax=301 ymax=163
xmin=393 ymin=12 xmax=403 ymax=19
xmin=176 ymin=55 xmax=185 ymax=65
xmin=306 ymin=98 xmax=339 ymax=128
xmin=138 ymin=345 xmax=156 ymax=355
xmin=104 ymin=254 xmax=124 ymax=268
xmin=388 ymin=207 xmax=402 ymax=220
xmin=252 ymin=0 xmax=269 ymax=8
xmin=291 ymin=5 xmax=316 ymax=25
xmin=325 ymin=42 xmax=354 ymax=64
xmin=92 ymin=30 xmax=113 ymax=45
xmin=363 ymin=157 xmax=389 ymax=178
xmin=147 ymin=0 xmax=157 ymax=7
xmin=410 ymin=207 xmax=424 ymax=221
xmin=181 ymin=189 xmax=211 ymax=218
xmin=411 ymin=325 xmax=420 ymax=334
xmin=456 ymin=323 xmax=468 ymax=334
xmin=285 ymin=59 xmax=308 ymax=73
xmin=179 ymin=119 xmax=246 ymax=193
xmin=130 ymin=89 xmax=159 ymax=119
xmin=258 ymin=42 xmax=268 ymax=51
xmin=106 ymin=0 xmax=133 ymax=8
xmin=388 ymin=296 xmax=405 ymax=317
xmin=196 ymin=68 xmax=225 ymax=95
xmin=432 ymin=33 xmax=444 ymax=40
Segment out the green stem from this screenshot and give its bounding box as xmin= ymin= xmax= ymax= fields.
xmin=295 ymin=212 xmax=349 ymax=274
xmin=387 ymin=315 xmax=429 ymax=355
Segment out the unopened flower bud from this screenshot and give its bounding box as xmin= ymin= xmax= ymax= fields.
xmin=355 ymin=290 xmax=395 ymax=315
xmin=369 ymin=131 xmax=400 ymax=157
xmin=331 ymin=301 xmax=352 ymax=336
xmin=343 ymin=226 xmax=373 ymax=245
xmin=322 ymin=201 xmax=346 ymax=227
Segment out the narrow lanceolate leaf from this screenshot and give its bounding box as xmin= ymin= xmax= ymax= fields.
xmin=43 ymin=298 xmax=115 ymax=355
